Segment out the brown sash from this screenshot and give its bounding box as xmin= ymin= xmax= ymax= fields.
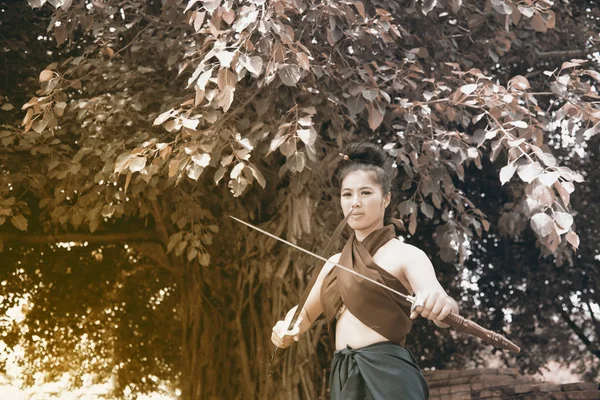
xmin=321 ymin=225 xmax=413 ymax=346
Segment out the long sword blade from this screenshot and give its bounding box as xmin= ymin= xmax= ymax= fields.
xmin=229 ymin=215 xmax=415 ymax=304
xmin=230 ymin=216 xmax=521 ymax=354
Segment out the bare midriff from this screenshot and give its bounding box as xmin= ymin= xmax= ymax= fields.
xmin=332 ymin=242 xmax=412 ymax=350
xmin=334 ymin=306 xmax=391 ymax=350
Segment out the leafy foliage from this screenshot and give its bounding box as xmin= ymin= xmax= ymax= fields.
xmin=0 ymin=0 xmax=599 ymax=398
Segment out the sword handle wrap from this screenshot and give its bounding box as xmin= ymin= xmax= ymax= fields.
xmin=267 ymin=346 xmax=287 ymax=376
xmin=442 ymin=312 xmax=521 ymax=353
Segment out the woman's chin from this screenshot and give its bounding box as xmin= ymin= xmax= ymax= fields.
xmin=348 ymin=220 xmax=368 ymax=231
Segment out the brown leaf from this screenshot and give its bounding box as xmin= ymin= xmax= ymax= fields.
xmin=247 ymin=163 xmax=266 ymax=189
xmin=420 ymin=203 xmax=434 ymax=219
xmin=215 ymin=51 xmax=235 ymax=68
xmin=561 ymin=60 xmax=584 ymax=70
xmin=517 ymin=162 xmax=543 ymax=183
xmin=222 ymin=9 xmax=235 ymax=25
xmin=451 ymin=0 xmax=462 ymax=13
xmin=367 ymin=103 xmax=383 ymax=130
xmin=124 ymin=171 xmax=132 ymax=194
xmin=195 ymin=86 xmax=205 ymax=106
xmin=297 ymin=52 xmax=310 ymax=71
xmin=286 ymin=152 xmax=306 ymax=173
xmin=89 ymin=218 xmax=99 ymax=233
xmin=129 ymin=156 xmax=147 ymax=173
xmin=217 ymin=86 xmax=235 ymax=112
xmin=273 ymin=43 xmax=286 ymax=63
xmin=582 ymin=70 xmax=600 ymax=82
xmin=214 ymin=166 xmax=227 ymax=184
xmin=530 ymin=13 xmax=547 ymax=32
xmin=217 ymin=68 xmax=236 ymax=91
xmin=153 ymin=109 xmax=174 ymax=126
xmin=460 ymin=84 xmax=478 ymax=95
xmin=187 ymin=247 xmax=199 ymax=262
xmin=203 ymin=0 xmax=220 ymax=13
xmin=233 ymin=8 xmax=258 ymax=32
xmin=279 ymin=140 xmax=295 ymax=157
xmin=399 ymin=200 xmax=417 ymax=215
xmin=545 ymin=10 xmax=555 ymax=29
xmin=544 ymin=229 xmax=560 ymax=253
xmin=53 ymin=101 xmax=67 ymax=117
xmin=297 ymin=127 xmax=317 ymax=146
xmin=481 ymin=219 xmax=490 ymax=231
xmin=168 ymin=159 xmax=180 ymax=178
xmin=554 ymin=212 xmax=573 ymax=230
xmin=499 ymin=163 xmax=516 ymax=185
xmin=532 ymin=185 xmax=554 ymax=207
xmin=554 ymin=181 xmax=571 ymax=207
xmin=101 ymin=47 xmax=115 ymax=58
xmin=408 ymin=211 xmax=417 ymax=235
xmin=11 ymin=214 xmax=28 ymax=231
xmin=194 ymin=11 xmax=206 ymax=32
xmin=354 ymin=1 xmax=366 ymax=19
xmin=54 ymin=24 xmax=67 ymax=45
xmin=566 ymin=231 xmax=579 ymax=249
xmin=347 ymin=96 xmax=365 ymax=116
xmin=245 ymin=56 xmax=263 ymax=75
xmin=39 ymin=69 xmax=54 ymax=83
xmin=509 ymin=75 xmax=530 ymax=90
xmin=510 ymin=5 xmax=522 ymax=25
xmin=538 ymin=171 xmax=560 ymax=187
xmin=278 ymin=65 xmax=301 ymax=87
xmin=530 ymin=212 xmax=553 ymax=237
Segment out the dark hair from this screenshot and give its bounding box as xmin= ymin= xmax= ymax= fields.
xmin=336 ymin=142 xmax=399 ymax=225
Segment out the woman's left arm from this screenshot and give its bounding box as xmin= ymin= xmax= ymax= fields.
xmin=391 ymin=242 xmax=459 ymax=328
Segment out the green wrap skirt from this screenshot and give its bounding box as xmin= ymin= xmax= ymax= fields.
xmin=329 ymin=342 xmax=429 ymax=400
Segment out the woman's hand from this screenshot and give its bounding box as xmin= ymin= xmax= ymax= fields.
xmin=409 ymin=291 xmax=458 ymax=329
xmin=271 ymin=315 xmax=303 ymax=348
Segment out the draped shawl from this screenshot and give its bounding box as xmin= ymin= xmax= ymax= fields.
xmin=320 ymin=225 xmax=413 ymax=346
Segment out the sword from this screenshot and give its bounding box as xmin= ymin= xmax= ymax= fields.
xmin=229 ymin=215 xmax=521 ymax=356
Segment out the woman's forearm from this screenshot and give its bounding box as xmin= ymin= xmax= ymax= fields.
xmin=284 ymin=305 xmax=313 ymax=336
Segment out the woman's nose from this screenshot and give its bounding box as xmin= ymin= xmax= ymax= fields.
xmin=351 ymin=195 xmax=360 ymax=208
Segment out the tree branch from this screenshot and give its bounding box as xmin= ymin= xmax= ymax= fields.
xmin=150 ymin=199 xmax=171 ymax=245
xmin=555 ymin=300 xmax=600 ymax=361
xmin=534 ymin=49 xmax=599 ymax=59
xmin=0 ymin=230 xmax=159 ymax=245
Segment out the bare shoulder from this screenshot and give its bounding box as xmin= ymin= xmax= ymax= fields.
xmin=375 ymin=240 xmax=435 ymax=292
xmin=379 ymin=239 xmax=431 ymax=268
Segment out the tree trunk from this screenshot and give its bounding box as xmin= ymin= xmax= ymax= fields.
xmin=179 ymin=262 xmax=218 ymax=399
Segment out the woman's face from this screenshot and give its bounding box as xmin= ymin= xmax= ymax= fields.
xmin=340 ymin=169 xmax=390 ymax=234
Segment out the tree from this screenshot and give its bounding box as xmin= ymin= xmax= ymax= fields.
xmin=459 ymin=133 xmax=600 ymax=380
xmin=0 ymin=0 xmax=599 ymax=398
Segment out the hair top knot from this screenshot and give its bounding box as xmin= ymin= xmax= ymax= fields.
xmin=339 ymin=142 xmax=387 ymax=168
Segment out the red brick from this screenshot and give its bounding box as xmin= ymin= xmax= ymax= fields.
xmin=565 ymin=391 xmax=600 ymax=400
xmin=562 ymin=383 xmax=600 ymax=392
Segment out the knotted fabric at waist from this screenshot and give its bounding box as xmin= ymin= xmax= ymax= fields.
xmin=330 ymin=341 xmax=429 ymax=400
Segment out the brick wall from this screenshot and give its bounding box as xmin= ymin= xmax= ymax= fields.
xmin=424 ymin=368 xmax=600 ymax=399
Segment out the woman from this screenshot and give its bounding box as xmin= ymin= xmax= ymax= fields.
xmin=271 ymin=142 xmax=459 ymax=399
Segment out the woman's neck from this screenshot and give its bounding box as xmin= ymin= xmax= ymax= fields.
xmin=354 ymin=220 xmax=385 ymax=242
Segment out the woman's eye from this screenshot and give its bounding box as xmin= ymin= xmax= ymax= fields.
xmin=342 ymin=193 xmax=351 ymax=197
xmin=361 ymin=191 xmax=372 ymax=196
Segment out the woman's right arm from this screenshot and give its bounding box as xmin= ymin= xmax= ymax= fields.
xmin=271 ymin=253 xmax=340 ymax=348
